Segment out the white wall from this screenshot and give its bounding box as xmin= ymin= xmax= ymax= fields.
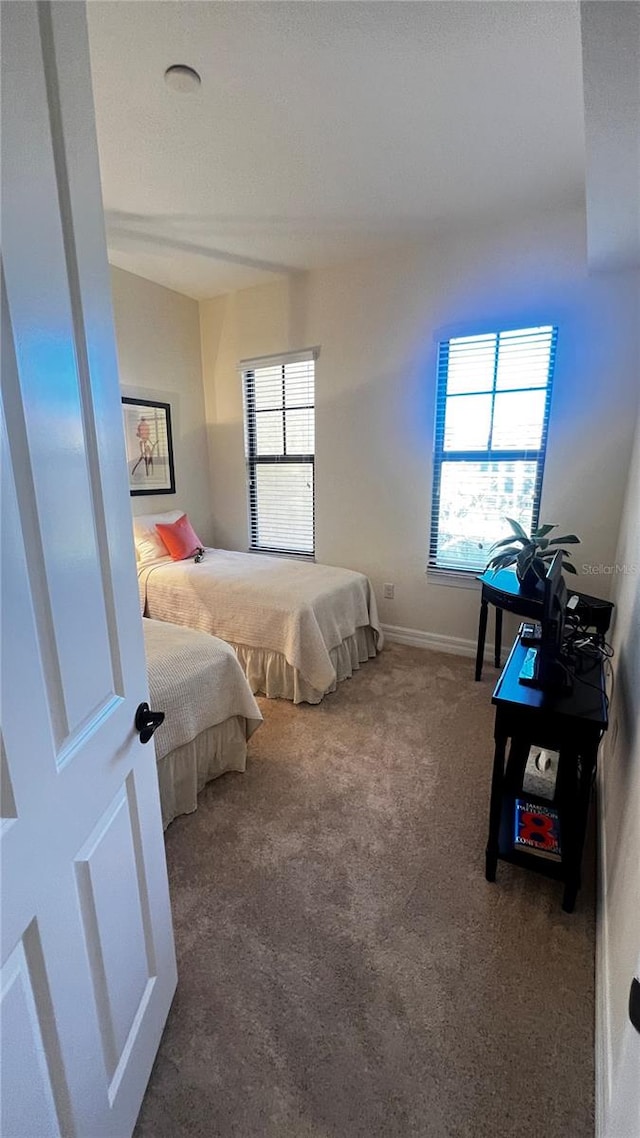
xmin=110 ymin=266 xmax=213 ymax=543
xmin=199 ymin=209 xmax=639 ymax=645
xmin=598 ymin=357 xmax=640 ymax=1135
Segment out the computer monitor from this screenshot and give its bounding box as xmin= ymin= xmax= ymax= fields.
xmin=525 ymin=552 xmax=570 ymax=691
xmin=541 ymin=551 xmax=567 ymax=654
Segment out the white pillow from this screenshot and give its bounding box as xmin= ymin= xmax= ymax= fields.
xmin=133 ymin=509 xmax=184 ymax=564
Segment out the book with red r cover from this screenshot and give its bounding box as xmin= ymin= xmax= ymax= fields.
xmin=513 ymin=798 xmax=562 ymax=861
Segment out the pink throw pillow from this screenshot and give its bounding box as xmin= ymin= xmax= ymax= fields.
xmin=155 ymin=514 xmax=203 ymax=561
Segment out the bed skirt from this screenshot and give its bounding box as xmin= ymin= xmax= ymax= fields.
xmin=156 ymin=715 xmax=250 ymax=830
xmin=232 ymin=624 xmax=379 ymax=704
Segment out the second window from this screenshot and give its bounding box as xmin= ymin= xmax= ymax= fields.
xmin=242 ymin=350 xmax=316 ymax=556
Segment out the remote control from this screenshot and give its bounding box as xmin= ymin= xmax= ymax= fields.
xmin=520 ymin=621 xmax=542 ymax=645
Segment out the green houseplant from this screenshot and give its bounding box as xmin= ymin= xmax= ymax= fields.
xmin=486 ymin=519 xmax=580 ymax=593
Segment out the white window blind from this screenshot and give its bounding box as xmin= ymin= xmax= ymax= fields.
xmin=429 ymin=325 xmax=557 ymax=573
xmin=241 ymin=349 xmax=316 ymax=556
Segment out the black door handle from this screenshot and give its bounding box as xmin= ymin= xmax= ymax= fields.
xmin=630 ymin=977 xmax=640 ymax=1035
xmin=135 ymin=702 xmax=165 ymax=744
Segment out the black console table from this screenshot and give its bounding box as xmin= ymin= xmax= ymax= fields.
xmin=475 ymin=568 xmax=614 ymax=681
xmin=486 ymin=631 xmax=608 ymax=912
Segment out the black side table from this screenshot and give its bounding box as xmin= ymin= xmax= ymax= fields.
xmin=475 ymin=568 xmax=614 ymax=681
xmin=486 ymin=632 xmax=608 ymax=912
xmin=475 ymin=568 xmax=542 ymax=681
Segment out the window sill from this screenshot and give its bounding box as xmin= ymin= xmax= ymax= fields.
xmin=247 ymin=547 xmax=316 ymax=563
xmin=426 ymin=567 xmax=482 ymax=590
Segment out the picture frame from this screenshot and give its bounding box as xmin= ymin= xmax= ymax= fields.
xmin=122 ymin=396 xmax=176 ymax=496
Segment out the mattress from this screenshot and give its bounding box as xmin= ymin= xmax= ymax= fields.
xmin=142 ymin=618 xmax=262 ymax=825
xmin=139 ymin=548 xmax=383 ymax=700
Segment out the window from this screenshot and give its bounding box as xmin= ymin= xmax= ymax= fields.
xmin=429 ymin=325 xmax=557 ymax=574
xmin=241 ymin=349 xmax=316 ymax=556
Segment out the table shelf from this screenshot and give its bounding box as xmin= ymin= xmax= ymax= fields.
xmin=486 ymin=630 xmax=607 ymax=912
xmin=496 ymin=792 xmax=565 ymax=882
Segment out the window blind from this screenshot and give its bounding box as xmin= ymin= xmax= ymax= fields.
xmin=429 ymin=325 xmax=557 ymax=573
xmin=241 ymin=349 xmax=316 ymax=556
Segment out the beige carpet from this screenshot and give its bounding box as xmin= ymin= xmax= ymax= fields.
xmin=135 ymin=643 xmax=595 ymax=1138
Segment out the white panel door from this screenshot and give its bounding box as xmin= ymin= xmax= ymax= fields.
xmin=605 ymin=951 xmax=640 ymax=1138
xmin=0 ymin=3 xmax=177 ymax=1136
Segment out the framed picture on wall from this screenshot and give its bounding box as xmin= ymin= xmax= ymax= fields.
xmin=122 ymin=396 xmax=176 ymax=496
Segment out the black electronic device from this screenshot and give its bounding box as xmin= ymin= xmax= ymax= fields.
xmin=519 ymin=553 xmax=570 ymax=691
xmin=520 ymin=621 xmax=542 ymax=646
xmin=574 ymin=591 xmax=614 ymax=636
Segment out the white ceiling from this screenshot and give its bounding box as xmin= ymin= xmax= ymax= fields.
xmin=87 ymin=1 xmax=586 ymax=299
xmin=581 ymin=1 xmax=640 ymax=271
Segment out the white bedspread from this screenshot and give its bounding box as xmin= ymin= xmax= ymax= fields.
xmin=139 ymin=549 xmax=383 ymax=693
xmin=142 ymin=618 xmax=262 ymax=762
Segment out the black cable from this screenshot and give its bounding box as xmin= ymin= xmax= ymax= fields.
xmin=557 ymin=657 xmax=610 ymax=715
xmin=562 ymin=618 xmax=614 ymax=662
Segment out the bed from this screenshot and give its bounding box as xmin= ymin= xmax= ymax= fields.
xmin=143 ymin=617 xmax=262 ymax=829
xmin=134 ymin=511 xmax=383 ymax=704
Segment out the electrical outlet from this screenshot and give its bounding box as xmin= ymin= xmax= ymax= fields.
xmin=383 ymin=583 xmax=395 ymax=600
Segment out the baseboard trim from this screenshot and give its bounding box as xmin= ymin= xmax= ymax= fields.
xmin=596 ymin=767 xmax=610 ymax=1138
xmin=381 ymin=622 xmax=492 ymax=662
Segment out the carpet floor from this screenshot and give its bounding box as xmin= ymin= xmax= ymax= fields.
xmin=135 ymin=643 xmax=595 ymax=1138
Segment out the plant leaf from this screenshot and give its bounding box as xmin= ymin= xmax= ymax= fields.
xmin=487 ymin=551 xmax=519 ymax=571
xmin=488 ymin=536 xmax=524 ymax=552
xmin=482 ymin=548 xmax=519 ymax=573
xmin=539 ymin=548 xmax=574 ymax=560
xmin=531 ymin=556 xmax=548 ymax=579
xmin=534 ymin=524 xmax=557 ymax=538
xmin=517 ymin=548 xmax=533 ymax=573
xmin=563 ymin=562 xmax=578 ymax=573
xmin=547 ymin=534 xmax=580 ymax=545
xmin=506 ymin=517 xmax=529 ymax=542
